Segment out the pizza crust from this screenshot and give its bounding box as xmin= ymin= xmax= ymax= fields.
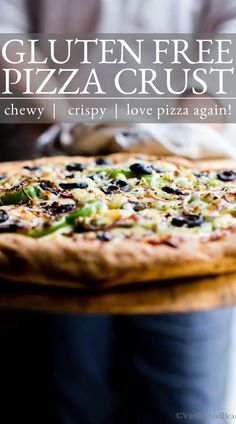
xmin=0 ymin=152 xmax=191 ymax=172
xmin=0 ymin=232 xmax=236 ymax=289
xmin=0 ymin=153 xmax=236 ymax=288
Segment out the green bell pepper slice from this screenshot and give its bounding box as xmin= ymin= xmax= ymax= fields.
xmin=89 ymin=168 xmax=134 ymax=179
xmin=109 ymin=169 xmax=134 ymax=179
xmin=0 ymin=185 xmax=43 ymax=205
xmin=27 ymin=218 xmax=67 ymax=238
xmin=27 ymin=201 xmax=105 ymax=238
xmin=24 ymin=185 xmax=43 ymax=200
xmin=66 ymin=201 xmax=105 ymax=224
xmin=0 ymin=190 xmax=28 ymax=205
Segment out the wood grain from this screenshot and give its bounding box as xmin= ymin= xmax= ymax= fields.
xmin=0 ymin=271 xmax=236 ymax=314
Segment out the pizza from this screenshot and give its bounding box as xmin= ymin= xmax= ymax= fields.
xmin=0 ymin=153 xmax=236 ymax=288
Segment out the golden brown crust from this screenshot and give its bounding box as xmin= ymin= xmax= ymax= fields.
xmin=0 ymin=232 xmax=236 ymax=288
xmin=0 ymin=152 xmax=192 ymax=172
xmin=0 ymin=153 xmax=236 ymax=288
xmin=196 ymin=159 xmax=236 ymax=171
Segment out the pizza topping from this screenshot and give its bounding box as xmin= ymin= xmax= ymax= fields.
xmin=0 ymin=209 xmax=8 ymax=223
xmin=0 ymin=185 xmax=43 ymax=205
xmin=102 ymin=179 xmax=130 ymax=194
xmin=217 ymin=170 xmax=236 ymax=182
xmin=110 ymin=179 xmax=130 ymax=191
xmin=102 ymin=185 xmax=119 ymax=194
xmin=46 ymin=202 xmax=76 ymax=216
xmin=130 ymin=162 xmax=154 ymax=175
xmin=0 ymin=223 xmax=22 ymax=233
xmin=40 ymin=181 xmax=58 ymax=195
xmin=59 ymin=182 xmax=89 ymax=190
xmin=28 ymin=219 xmax=67 ymax=238
xmin=130 ymin=201 xmax=147 ymax=212
xmin=171 ymin=214 xmax=204 ymax=228
xmin=96 ymin=232 xmax=112 ymax=242
xmin=95 ymin=158 xmax=112 ymax=166
xmin=66 ymin=163 xmax=86 ymax=172
xmin=0 ymin=188 xmax=27 ymax=206
xmin=23 ymin=165 xmax=41 ymax=172
xmin=0 ymin=156 xmax=236 ymax=243
xmin=161 ymin=186 xmax=184 ymax=196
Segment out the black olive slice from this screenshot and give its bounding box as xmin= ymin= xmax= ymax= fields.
xmin=59 ymin=182 xmax=89 ymax=190
xmin=171 ymin=216 xmax=186 ymax=227
xmin=217 ymin=171 xmax=236 ymax=182
xmin=0 ymin=223 xmax=21 ymax=233
xmin=88 ymin=172 xmax=106 ymax=180
xmin=110 ymin=179 xmax=130 ymax=192
xmin=66 ymin=163 xmax=86 ymax=172
xmin=95 ymin=158 xmax=112 ymax=166
xmin=40 ymin=182 xmax=58 ymax=195
xmin=194 ymin=172 xmax=208 ymax=178
xmin=152 ymin=169 xmax=163 ymax=174
xmin=102 ymin=185 xmax=119 ymax=194
xmin=46 ymin=202 xmax=76 ymax=215
xmin=97 ymin=232 xmax=112 ymax=241
xmin=130 ymin=163 xmax=153 ymax=175
xmin=0 ymin=209 xmax=9 ymax=223
xmin=171 ymin=214 xmax=204 ymax=228
xmin=23 ymin=166 xmax=40 ymax=171
xmin=162 ymin=186 xmax=184 ymax=195
xmin=130 ymin=201 xmax=147 ymax=212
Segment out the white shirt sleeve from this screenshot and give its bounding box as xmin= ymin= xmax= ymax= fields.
xmin=197 ymin=0 xmax=236 ymax=33
xmin=0 ymin=0 xmax=29 ymax=33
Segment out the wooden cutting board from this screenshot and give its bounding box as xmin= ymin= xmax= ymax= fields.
xmin=0 ymin=271 xmax=236 ymax=314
